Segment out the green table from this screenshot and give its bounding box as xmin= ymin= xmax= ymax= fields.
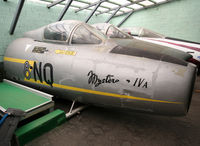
xmin=0 ymin=80 xmax=66 ymax=146
xmin=0 ymin=79 xmax=54 ymax=119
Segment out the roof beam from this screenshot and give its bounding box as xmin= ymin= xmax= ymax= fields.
xmin=137 ymin=3 xmax=145 ymax=7
xmin=117 ymin=11 xmax=134 ymax=27
xmin=72 ymin=4 xmax=112 ymax=14
xmin=47 ymin=0 xmax=65 ymax=8
xmin=58 ymin=0 xmax=73 ymax=21
xmin=85 ymin=0 xmax=105 ymax=23
xmin=9 ymin=0 xmax=25 ymax=35
xmin=115 ymin=0 xmax=174 ymax=17
xmin=148 ymin=0 xmax=157 ymax=4
xmin=45 ymin=0 xmax=125 ymax=15
xmin=108 ymin=0 xmax=134 ymax=11
xmin=105 ymin=7 xmax=120 ymax=23
xmin=96 ymin=0 xmax=145 ymax=16
xmin=75 ymin=0 xmax=125 ymax=15
xmin=75 ymin=0 xmax=107 ymax=13
xmin=45 ymin=0 xmax=110 ymax=14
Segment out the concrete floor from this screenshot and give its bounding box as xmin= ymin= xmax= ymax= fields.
xmin=26 ymin=77 xmax=200 ymax=146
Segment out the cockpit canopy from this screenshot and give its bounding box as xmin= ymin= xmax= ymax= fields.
xmin=43 ymin=21 xmax=75 ymax=42
xmin=92 ymin=23 xmax=132 ymax=39
xmin=120 ymin=27 xmax=165 ymax=38
xmin=24 ymin=20 xmax=107 ymax=45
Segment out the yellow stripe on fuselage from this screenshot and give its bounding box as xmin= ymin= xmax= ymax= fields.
xmin=4 ymin=56 xmax=34 ymax=66
xmin=25 ymin=78 xmax=182 ymax=104
xmin=4 ymin=57 xmax=29 ymax=64
xmin=5 ymin=56 xmax=183 ymax=104
xmin=4 ymin=57 xmax=35 ymax=76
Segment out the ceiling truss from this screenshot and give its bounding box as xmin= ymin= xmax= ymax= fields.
xmin=4 ymin=0 xmax=176 ymax=34
xmin=42 ymin=0 xmax=176 ymax=22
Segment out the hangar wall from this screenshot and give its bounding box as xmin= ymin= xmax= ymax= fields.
xmin=0 ymin=0 xmax=107 ymax=61
xmin=110 ymin=0 xmax=200 ymax=43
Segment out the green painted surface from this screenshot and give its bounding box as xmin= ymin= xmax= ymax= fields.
xmin=0 ymin=82 xmax=50 ymax=111
xmin=110 ymin=0 xmax=200 ymax=43
xmin=0 ymin=0 xmax=108 ymax=61
xmin=15 ymin=109 xmax=66 ymax=146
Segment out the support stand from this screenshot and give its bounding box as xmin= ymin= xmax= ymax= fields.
xmin=65 ymin=100 xmax=88 ymax=119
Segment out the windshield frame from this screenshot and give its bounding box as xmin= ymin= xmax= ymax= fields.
xmin=105 ymin=25 xmax=132 ymax=39
xmin=42 ymin=21 xmax=78 ymax=44
xmin=69 ymin=23 xmax=106 ymax=45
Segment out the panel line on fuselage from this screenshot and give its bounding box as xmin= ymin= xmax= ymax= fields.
xmin=4 ymin=56 xmax=183 ymax=105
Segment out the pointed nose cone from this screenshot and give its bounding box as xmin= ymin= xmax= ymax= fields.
xmin=23 ymin=26 xmax=45 ymax=41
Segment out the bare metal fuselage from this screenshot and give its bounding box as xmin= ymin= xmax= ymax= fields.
xmin=4 ymin=37 xmax=196 ymax=116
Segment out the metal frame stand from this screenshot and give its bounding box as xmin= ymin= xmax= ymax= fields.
xmin=65 ymin=100 xmax=88 ymax=119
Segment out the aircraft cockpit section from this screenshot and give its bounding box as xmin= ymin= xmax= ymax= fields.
xmin=120 ymin=27 xmax=165 ymax=38
xmin=43 ymin=22 xmax=71 ymax=43
xmin=70 ymin=24 xmax=103 ymax=45
xmin=24 ymin=20 xmax=108 ymax=49
xmin=92 ymin=23 xmax=132 ymax=39
xmin=106 ymin=26 xmax=132 ymax=39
